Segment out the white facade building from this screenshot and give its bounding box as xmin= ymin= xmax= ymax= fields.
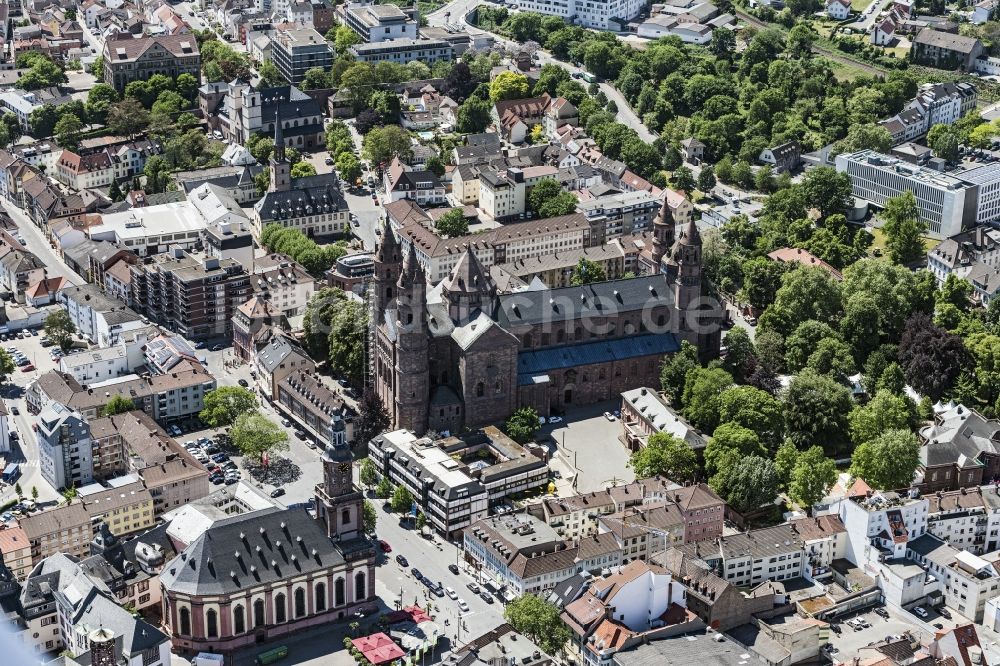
xmin=514 ymin=0 xmax=645 ymax=29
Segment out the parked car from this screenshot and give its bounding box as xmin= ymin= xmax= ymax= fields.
xmin=281 ymin=419 xmax=292 ymax=427
xmin=395 ymin=554 xmax=409 ymax=567
xmin=480 ymin=591 xmax=494 ymax=604
xmin=874 ymin=607 xmax=889 ymax=618
xmin=939 ymin=608 xmax=951 ymax=619
xmin=448 ymin=564 xmax=460 ymax=575
xmin=10 ymin=406 xmax=18 ymax=416
xmin=548 ymin=416 xmax=563 ymax=424
xmin=20 ymin=364 xmax=33 ymax=372
xmin=467 ymin=582 xmax=480 ymax=594
xmin=603 ymin=411 xmax=616 ymax=421
xmin=270 ymin=488 xmax=285 ymax=498
xmin=411 ymin=567 xmax=422 ymax=579
xmin=294 ymin=430 xmax=306 ymax=440
xmin=238 ymin=378 xmax=249 ymax=387
xmin=458 ymin=599 xmax=469 ymax=613
xmin=305 ymin=439 xmax=317 ymax=449
xmin=378 ymin=540 xmax=392 ymax=553
xmin=914 ymin=607 xmax=928 ymax=618
xmin=211 ymin=344 xmax=225 ymax=351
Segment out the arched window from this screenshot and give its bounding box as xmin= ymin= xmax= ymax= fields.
xmin=179 ymin=607 xmax=191 ymax=636
xmin=355 ymin=572 xmax=366 ymax=601
xmin=275 ymin=593 xmax=286 ymax=624
xmin=234 ymin=606 xmax=245 ymax=634
xmin=316 ymin=583 xmax=327 ymax=612
xmin=335 ymin=578 xmax=346 ymax=606
xmin=475 ymin=382 xmax=484 ymax=397
xmin=253 ymin=599 xmax=265 ymax=627
xmin=206 ymin=609 xmax=218 ymax=638
xmin=294 ymin=588 xmax=306 ymax=618
xmin=341 ymin=508 xmax=350 ymax=526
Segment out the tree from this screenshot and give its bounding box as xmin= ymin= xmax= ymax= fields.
xmin=938 ymin=273 xmax=972 ymax=311
xmin=231 ymin=413 xmax=289 ymax=465
xmin=931 ymin=127 xmax=960 ymax=162
xmin=713 ymin=455 xmax=779 ymax=514
xmin=301 ymin=67 xmax=331 ymax=90
xmin=442 ymin=62 xmax=475 ymax=101
xmin=739 ymin=258 xmax=787 ymax=312
xmin=490 ymin=71 xmax=530 ymax=102
xmin=539 ymin=192 xmax=578 ymax=218
xmin=44 ymin=310 xmax=76 ymax=351
xmin=503 ymin=595 xmax=572 ymax=656
xmin=200 ymin=386 xmax=258 ymax=427
xmin=759 ymin=267 xmax=843 ymax=337
xmin=681 ymin=367 xmax=734 ymax=433
xmin=258 ymin=60 xmax=284 ymax=86
xmin=717 ymin=385 xmax=784 ymax=448
xmin=754 ymin=165 xmax=774 ymax=194
xmin=334 ymin=24 xmax=362 ymax=56
xmin=671 ymin=166 xmax=696 ymax=192
xmin=697 ymin=166 xmax=716 ymax=192
xmin=569 ymin=258 xmax=606 ymax=286
xmin=31 ymin=486 xmax=38 ymax=501
xmin=355 ymin=390 xmax=390 ymax=451
xmin=835 ymin=124 xmax=892 ymax=154
xmin=528 ymin=179 xmax=563 ymax=214
xmin=774 ymin=439 xmax=800 ymax=489
xmin=785 ymin=320 xmax=840 ymax=372
xmin=291 ymin=161 xmax=317 ymax=178
xmin=801 ymin=167 xmax=853 ymax=220
xmin=850 ymin=429 xmax=921 ymax=490
xmin=505 ymin=407 xmax=540 ymax=444
xmin=660 ymin=341 xmax=699 ymax=404
xmin=425 ymin=156 xmax=445 ymax=178
xmin=16 ymin=54 xmax=66 ymax=90
xmin=390 ymin=484 xmax=414 ymax=513
xmin=362 ymin=125 xmax=412 ymax=165
xmin=788 ymin=446 xmax=837 ymax=509
xmin=54 ymin=113 xmax=82 ymax=150
xmin=327 ymin=301 xmax=367 ymax=385
xmin=415 ymin=512 xmax=427 ymax=530
xmin=783 ymin=369 xmax=854 ymax=455
xmin=14 ymin=482 xmax=21 ymax=498
xmin=436 ymin=208 xmax=469 ymax=237
xmin=151 ymin=90 xmax=186 ymax=116
xmin=899 ymin=313 xmax=968 ymax=401
xmin=359 ymin=458 xmax=378 ymax=490
xmin=375 ymin=476 xmax=393 ymax=499
xmin=704 ymin=423 xmax=766 ymax=480
xmin=101 ymin=394 xmax=135 ymax=416
xmin=362 ymin=499 xmax=377 ymax=536
xmin=849 ymin=389 xmax=913 ymax=446
xmin=86 ymin=83 xmax=119 ymax=124
xmin=0 ymin=349 xmax=13 ymax=383
xmin=106 ymin=98 xmax=149 ymax=139
xmin=806 ymin=337 xmax=857 ymax=382
xmin=335 ymin=152 xmax=362 ymax=184
xmin=456 ymin=96 xmax=491 ymax=133
xmin=882 ymin=192 xmax=927 ymax=265
xmin=628 ymin=432 xmax=698 ymax=481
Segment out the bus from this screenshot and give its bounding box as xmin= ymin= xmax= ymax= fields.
xmin=255 ymin=646 xmax=288 ymax=665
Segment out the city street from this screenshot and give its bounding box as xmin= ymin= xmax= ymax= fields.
xmin=2 ymin=199 xmax=85 ymax=286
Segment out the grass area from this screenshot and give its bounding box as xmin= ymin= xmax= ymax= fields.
xmin=850 ymin=0 xmax=869 ymax=10
xmin=869 ymin=226 xmax=939 ymax=253
xmin=827 ymin=58 xmax=872 ymax=81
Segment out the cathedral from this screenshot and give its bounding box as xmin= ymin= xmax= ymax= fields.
xmin=160 ymin=439 xmax=376 ymax=653
xmin=372 ymin=200 xmax=720 ymax=435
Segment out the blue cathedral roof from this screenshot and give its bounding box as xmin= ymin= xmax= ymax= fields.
xmin=516 ymin=333 xmax=680 ymax=381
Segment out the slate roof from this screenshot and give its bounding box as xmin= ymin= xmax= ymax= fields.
xmin=517 ymin=334 xmax=679 ymax=377
xmin=160 ymin=507 xmax=364 ymax=596
xmin=255 ymin=172 xmax=347 ymax=224
xmin=919 ymin=404 xmax=1000 ymax=469
xmin=496 ymin=275 xmax=673 ymax=327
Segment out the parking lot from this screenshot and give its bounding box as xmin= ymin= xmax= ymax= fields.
xmin=826 ymin=604 xmax=940 ymax=663
xmin=545 ymin=400 xmax=635 ymax=494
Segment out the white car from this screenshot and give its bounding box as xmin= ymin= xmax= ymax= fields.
xmin=458 ymin=599 xmax=469 ymax=613
xmin=281 ymin=419 xmax=292 ymax=427
xmin=548 ymin=416 xmax=563 ymax=424
xmin=604 ymin=411 xmax=616 ymax=421
xmin=445 ymin=587 xmax=458 ymax=600
xmin=914 ymin=607 xmax=928 ymax=618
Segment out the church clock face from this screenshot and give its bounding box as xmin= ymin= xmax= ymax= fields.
xmin=339 ymin=462 xmax=351 ymax=474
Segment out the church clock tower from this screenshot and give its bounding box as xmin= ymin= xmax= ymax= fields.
xmin=315 ymin=439 xmax=365 ymax=541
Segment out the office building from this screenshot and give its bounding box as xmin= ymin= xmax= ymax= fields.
xmin=338 ymin=2 xmax=417 ymax=42
xmin=578 ymin=190 xmax=662 ymax=241
xmin=271 ymin=27 xmax=333 ymax=86
xmin=835 ymin=150 xmax=977 ymax=238
xmin=102 ymin=33 xmax=200 ymax=91
xmin=348 ymin=38 xmax=453 ymax=64
xmin=514 ymin=0 xmax=645 ymax=29
xmin=36 ymin=401 xmax=93 ymax=490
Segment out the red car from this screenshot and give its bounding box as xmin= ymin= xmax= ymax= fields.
xmin=378 ymin=540 xmax=391 ymax=553
xmin=20 ymin=364 xmax=34 ymax=372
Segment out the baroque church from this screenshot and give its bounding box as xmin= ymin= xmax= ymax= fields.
xmin=160 ymin=439 xmax=376 ymax=653
xmin=372 ymin=200 xmax=720 ymax=435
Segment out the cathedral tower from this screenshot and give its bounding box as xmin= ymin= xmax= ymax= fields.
xmin=393 ymin=244 xmax=430 ymax=435
xmin=441 ymin=246 xmax=495 ymax=324
xmin=373 ymin=218 xmax=402 ymax=317
xmin=650 ymin=198 xmax=674 ymax=272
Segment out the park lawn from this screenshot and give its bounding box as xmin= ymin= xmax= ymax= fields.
xmin=851 ymin=0 xmax=869 ymax=10
xmin=869 ymin=227 xmax=939 ymax=253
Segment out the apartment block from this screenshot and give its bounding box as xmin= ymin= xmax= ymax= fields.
xmin=130 ymin=249 xmax=251 ymax=341
xmin=36 ymin=402 xmax=93 ymax=491
xmin=337 ymin=2 xmax=417 ymax=42
xmin=349 ymin=38 xmax=453 ymax=65
xmin=578 ymin=190 xmax=661 ymax=241
xmin=78 ymin=479 xmax=155 ymax=538
xmin=512 ymin=0 xmax=644 ymax=30
xmin=276 ymin=370 xmax=353 ymax=446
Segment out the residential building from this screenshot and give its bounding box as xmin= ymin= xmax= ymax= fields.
xmin=927 ymin=226 xmax=1000 ymax=305
xmin=513 ymin=0 xmax=645 ymax=30
xmin=78 ymin=480 xmax=155 ymax=538
xmin=789 ymin=515 xmax=849 ymax=579
xmin=494 ymin=242 xmax=627 ymax=289
xmin=911 ymin=28 xmax=984 ymax=71
xmin=337 ymin=1 xmax=417 ymax=42
xmin=926 ymin=486 xmax=1000 ymax=554
xmin=578 ymin=190 xmax=662 ymax=242
xmin=251 ymin=254 xmax=315 ymax=316
xmin=326 ymin=251 xmax=374 ymax=295
xmin=479 ymin=167 xmax=527 ymax=220
xmin=16 ymin=552 xmax=171 ymax=661
xmin=27 ymin=364 xmax=216 ymax=425
xmin=88 ymin=200 xmax=210 ymax=257
xmin=348 ymin=38 xmax=453 ymax=64
xmin=57 ymin=344 xmax=130 ymax=384
xmin=677 ymin=524 xmax=808 ymax=588
xmin=613 ymin=631 xmax=768 ymax=666
xmin=679 ymin=138 xmax=705 ymax=164
xmin=835 ymin=149 xmax=977 ymax=238
xmin=203 ymin=218 xmax=256 ymax=271
xmin=387 ymin=201 xmax=594 ymax=283
xmin=384 ymin=157 xmax=446 ymax=205
xmin=917 ymin=404 xmax=1000 ymax=492
xmin=619 ymin=387 xmax=706 ymax=452
xmin=277 ymin=370 xmax=353 ymax=446
xmin=561 ymin=560 xmax=698 ymax=666
xmin=767 ymin=247 xmax=844 ymax=281
xmin=160 ymin=439 xmax=377 ymax=653
xmin=176 ymin=163 xmax=264 ymax=205
xmin=0 ymin=526 xmax=32 ymax=580
xmin=441 ymin=625 xmax=553 ymax=666
xmin=758 ymin=142 xmax=801 ymax=174
xmin=57 ymin=283 xmax=145 ymax=346
xmin=102 ymin=33 xmax=200 ymax=91
xmin=826 ymin=0 xmax=851 ymax=19
xmin=129 ymin=249 xmax=251 ymax=340
xmin=18 ymin=503 xmax=93 ymax=563
xmin=907 ymin=534 xmax=1000 ymax=621
xmin=253 ymin=334 xmax=315 ymax=399
xmin=36 ymin=401 xmax=94 ymax=491
xmin=271 ymin=26 xmax=332 ymax=85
